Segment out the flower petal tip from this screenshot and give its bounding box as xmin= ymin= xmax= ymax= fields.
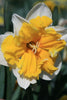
xmin=26 ymin=2 xmax=52 ymax=21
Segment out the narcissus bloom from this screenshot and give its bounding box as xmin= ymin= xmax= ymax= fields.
xmin=0 ymin=3 xmax=67 ymax=89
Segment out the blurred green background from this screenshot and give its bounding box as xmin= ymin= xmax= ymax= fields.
xmin=0 ymin=0 xmax=67 ymax=100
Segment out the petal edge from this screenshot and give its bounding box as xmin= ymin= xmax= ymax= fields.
xmin=26 ymin=3 xmax=52 ymax=21
xmin=12 ymin=14 xmax=28 ymax=35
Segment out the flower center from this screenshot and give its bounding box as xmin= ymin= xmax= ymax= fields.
xmin=26 ymin=41 xmax=40 ymax=54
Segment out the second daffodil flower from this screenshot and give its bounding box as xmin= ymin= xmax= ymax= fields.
xmin=0 ymin=3 xmax=67 ymax=89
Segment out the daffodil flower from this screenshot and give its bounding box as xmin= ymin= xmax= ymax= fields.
xmin=0 ymin=3 xmax=67 ymax=89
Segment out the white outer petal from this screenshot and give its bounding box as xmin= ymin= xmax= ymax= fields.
xmin=46 ymin=26 xmax=67 ymax=35
xmin=40 ymin=54 xmax=62 ymax=80
xmin=61 ymin=34 xmax=67 ymax=46
xmin=58 ymin=18 xmax=65 ymax=26
xmin=30 ymin=79 xmax=37 ymax=84
xmin=0 ymin=32 xmax=14 ymax=66
xmin=12 ymin=68 xmax=37 ymax=89
xmin=17 ymin=77 xmax=37 ymax=90
xmin=54 ymin=54 xmax=62 ymax=75
xmin=17 ymin=77 xmax=30 ymax=89
xmin=26 ymin=3 xmax=52 ymax=21
xmin=12 ymin=14 xmax=28 ymax=35
xmin=0 ymin=51 xmax=8 ymax=66
xmin=12 ymin=68 xmax=19 ymax=78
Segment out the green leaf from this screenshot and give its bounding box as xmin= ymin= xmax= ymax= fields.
xmin=61 ymin=63 xmax=67 ymax=76
xmin=11 ymin=87 xmax=21 ymax=100
xmin=53 ymin=7 xmax=58 ymax=25
xmin=6 ymin=68 xmax=16 ymax=100
xmin=0 ymin=65 xmax=5 ymax=98
xmin=23 ymin=87 xmax=33 ymax=100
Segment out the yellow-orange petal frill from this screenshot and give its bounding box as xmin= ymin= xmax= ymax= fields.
xmin=19 ymin=22 xmax=41 ymax=43
xmin=39 ymin=28 xmax=66 ymax=57
xmin=17 ymin=50 xmax=41 ymax=78
xmin=36 ymin=48 xmax=58 ymax=75
xmin=30 ymin=16 xmax=52 ymax=29
xmin=1 ymin=35 xmax=26 ymax=65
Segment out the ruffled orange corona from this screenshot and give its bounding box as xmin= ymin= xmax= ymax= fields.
xmin=1 ymin=16 xmax=66 ymax=79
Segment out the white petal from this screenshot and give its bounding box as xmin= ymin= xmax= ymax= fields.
xmin=12 ymin=68 xmax=20 ymax=78
xmin=54 ymin=54 xmax=62 ymax=75
xmin=40 ymin=71 xmax=55 ymax=81
xmin=58 ymin=18 xmax=65 ymax=26
xmin=30 ymin=79 xmax=37 ymax=84
xmin=40 ymin=54 xmax=62 ymax=80
xmin=0 ymin=50 xmax=8 ymax=66
xmin=46 ymin=26 xmax=67 ymax=35
xmin=26 ymin=3 xmax=52 ymax=21
xmin=12 ymin=68 xmax=37 ymax=89
xmin=4 ymin=32 xmax=14 ymax=35
xmin=61 ymin=34 xmax=67 ymax=43
xmin=12 ymin=14 xmax=28 ymax=35
xmin=12 ymin=68 xmax=30 ymax=89
xmin=17 ymin=77 xmax=30 ymax=89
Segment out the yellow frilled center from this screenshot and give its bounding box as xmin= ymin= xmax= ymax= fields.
xmin=1 ymin=16 xmax=66 ymax=79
